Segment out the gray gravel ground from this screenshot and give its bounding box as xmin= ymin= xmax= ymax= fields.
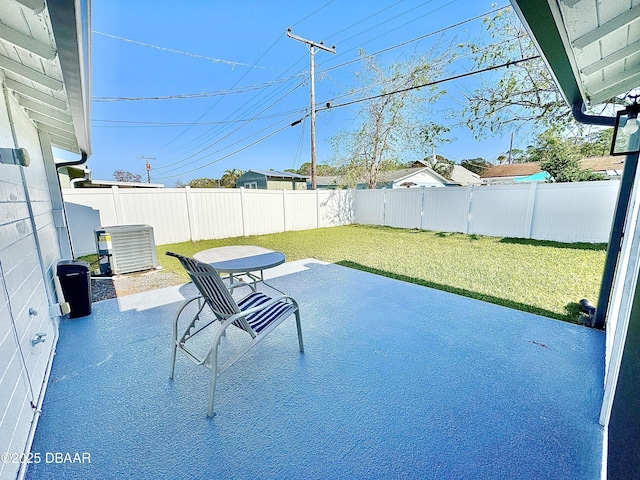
xmin=91 ymin=269 xmax=185 ymax=303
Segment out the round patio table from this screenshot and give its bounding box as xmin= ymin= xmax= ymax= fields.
xmin=193 ymin=245 xmax=285 ymax=290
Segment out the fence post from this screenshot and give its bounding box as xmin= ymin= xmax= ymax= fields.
xmin=111 ymin=185 xmax=124 ymax=225
xmin=316 ymin=188 xmax=321 ymax=228
xmin=282 ymin=189 xmax=288 ymax=232
xmin=463 ymin=185 xmax=473 ymax=234
xmin=524 ymin=182 xmax=538 ymax=239
xmin=383 ymin=188 xmax=387 ymax=226
xmin=184 ymin=186 xmax=198 ymax=241
xmin=240 ymin=187 xmax=248 ymax=236
xmin=420 ymin=186 xmax=426 ymax=230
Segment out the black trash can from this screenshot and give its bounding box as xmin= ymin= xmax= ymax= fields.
xmin=57 ymin=260 xmax=92 ymax=318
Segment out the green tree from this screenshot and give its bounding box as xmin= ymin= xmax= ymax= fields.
xmin=331 ymin=48 xmax=448 ymax=189
xmin=219 ymin=168 xmax=243 ymax=188
xmin=287 ymin=162 xmax=342 ymax=176
xmin=580 ymin=128 xmax=615 ymax=157
xmin=460 ymin=158 xmax=492 ymax=175
xmin=459 ymin=7 xmax=571 ymax=139
xmin=528 ymin=128 xmax=606 ymax=182
xmin=188 ymin=178 xmax=220 ymax=188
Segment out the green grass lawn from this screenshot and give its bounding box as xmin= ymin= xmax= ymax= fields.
xmin=157 ymin=224 xmax=607 ymax=324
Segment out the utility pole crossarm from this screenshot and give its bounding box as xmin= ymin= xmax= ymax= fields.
xmin=286 ymin=29 xmax=336 ymax=54
xmin=287 ymin=28 xmax=335 ymax=190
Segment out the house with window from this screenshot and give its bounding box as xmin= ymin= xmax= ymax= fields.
xmin=236 ymin=169 xmax=307 ymax=190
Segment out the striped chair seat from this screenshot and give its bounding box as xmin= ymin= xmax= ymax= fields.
xmin=237 ymin=292 xmax=297 ymax=334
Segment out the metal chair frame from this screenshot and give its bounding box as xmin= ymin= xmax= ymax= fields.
xmin=166 ymin=252 xmax=303 ymax=417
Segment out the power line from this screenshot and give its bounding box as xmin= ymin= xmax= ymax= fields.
xmin=92 ymin=108 xmax=308 ymax=127
xmin=317 ymin=55 xmax=541 ymax=112
xmin=92 ymin=75 xmax=305 ymax=102
xmin=160 ymin=123 xmax=294 ymax=179
xmin=93 ymin=30 xmax=280 ymax=71
xmin=321 ymin=5 xmax=509 ymax=74
xmin=152 ymin=82 xmax=304 ymax=172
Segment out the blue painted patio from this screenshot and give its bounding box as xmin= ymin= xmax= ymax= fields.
xmin=25 ymin=260 xmax=604 ymax=479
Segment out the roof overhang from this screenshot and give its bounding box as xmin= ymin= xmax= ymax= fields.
xmin=0 ymin=0 xmax=91 ymax=156
xmin=511 ymin=0 xmax=640 ymax=109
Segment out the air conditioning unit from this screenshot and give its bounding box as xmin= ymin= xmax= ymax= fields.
xmin=95 ymin=225 xmax=158 ymax=275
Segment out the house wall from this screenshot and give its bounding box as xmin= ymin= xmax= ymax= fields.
xmin=236 ymin=171 xmax=266 ymax=189
xmin=266 ymin=179 xmax=306 ymax=191
xmin=391 ymin=170 xmax=446 ymax=188
xmin=0 ymin=88 xmax=64 ymax=479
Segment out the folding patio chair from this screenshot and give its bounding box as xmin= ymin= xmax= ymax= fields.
xmin=166 ymin=252 xmax=304 ymax=416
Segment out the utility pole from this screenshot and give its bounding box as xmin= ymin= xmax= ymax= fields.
xmin=287 ymin=28 xmax=335 ymax=190
xmin=507 ymin=132 xmax=514 ymax=164
xmin=138 ymin=155 xmax=155 ymax=183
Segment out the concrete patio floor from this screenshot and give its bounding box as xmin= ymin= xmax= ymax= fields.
xmin=25 ymin=260 xmax=605 ymax=479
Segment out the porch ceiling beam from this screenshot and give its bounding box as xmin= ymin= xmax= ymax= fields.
xmin=13 ymin=0 xmax=45 ymax=14
xmin=18 ymin=96 xmax=72 ymax=123
xmin=34 ymin=121 xmax=75 ymax=141
xmin=5 ymin=78 xmax=67 ymax=110
xmin=0 ymin=23 xmax=57 ymax=60
xmin=587 ymin=69 xmax=640 ymax=102
xmin=28 ymin=110 xmax=72 ymax=131
xmin=47 ymin=133 xmax=77 ymax=151
xmin=581 ymin=39 xmax=640 ymax=76
xmin=573 ymin=5 xmax=640 ymax=49
xmin=0 ymin=54 xmax=63 ymax=90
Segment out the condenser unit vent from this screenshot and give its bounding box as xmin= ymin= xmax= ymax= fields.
xmin=95 ymin=225 xmax=157 ymax=275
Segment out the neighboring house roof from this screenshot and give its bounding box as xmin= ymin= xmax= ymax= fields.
xmin=74 ymin=180 xmax=164 ymax=188
xmin=247 ymin=170 xmax=307 ymax=180
xmin=382 ymin=167 xmax=457 ymax=186
xmin=579 ymin=156 xmax=625 ymax=174
xmin=451 ymin=165 xmax=482 ymax=185
xmin=315 ymin=175 xmax=341 ymax=186
xmin=481 ymin=163 xmax=542 ymax=179
xmin=409 ymin=159 xmax=482 ymax=185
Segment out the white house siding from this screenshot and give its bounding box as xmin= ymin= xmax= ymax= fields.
xmin=0 ymin=90 xmax=63 ymax=479
xmin=391 ymin=170 xmax=446 ymax=188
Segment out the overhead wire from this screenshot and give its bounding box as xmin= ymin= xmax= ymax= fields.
xmin=317 ymin=55 xmax=541 ymax=112
xmin=93 ymin=31 xmax=280 ymax=71
xmin=104 ymin=1 xmax=511 ymax=181
xmin=152 ymin=81 xmax=304 ymax=172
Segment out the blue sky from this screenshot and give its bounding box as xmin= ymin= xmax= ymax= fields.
xmin=80 ymin=0 xmax=522 ymax=186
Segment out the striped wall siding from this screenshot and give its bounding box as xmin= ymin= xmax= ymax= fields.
xmin=0 ymin=89 xmax=61 ymax=480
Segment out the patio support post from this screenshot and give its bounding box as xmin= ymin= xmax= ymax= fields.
xmin=594 ymin=152 xmax=640 ymax=328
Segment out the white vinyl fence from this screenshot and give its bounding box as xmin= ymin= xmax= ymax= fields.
xmin=64 ymin=181 xmax=620 ymax=256
xmin=355 ymin=180 xmax=620 ymax=243
xmin=63 ymin=187 xmax=355 ymax=255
